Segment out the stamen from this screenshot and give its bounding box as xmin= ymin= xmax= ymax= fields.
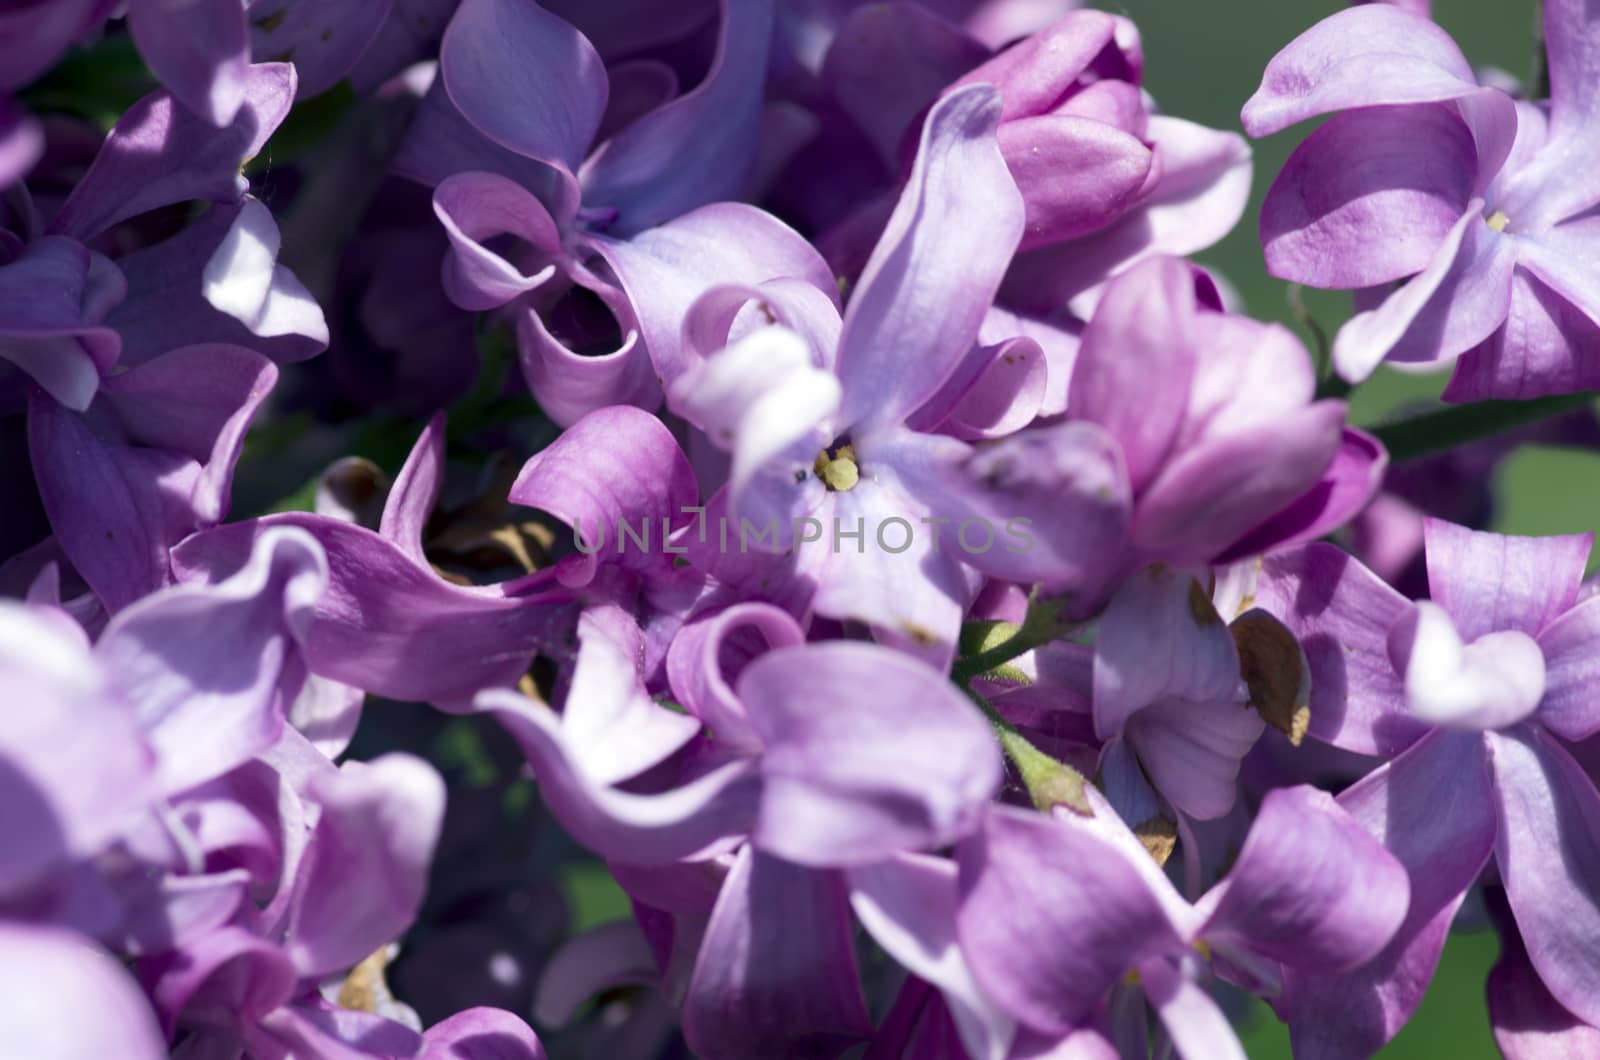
xmin=1485 ymin=209 xmax=1511 ymax=232
xmin=812 ymin=444 xmax=860 ymax=492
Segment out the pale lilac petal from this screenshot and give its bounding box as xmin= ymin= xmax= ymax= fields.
xmin=1133 ymin=400 xmax=1348 ymax=567
xmin=143 ymin=925 xmax=297 ymax=1037
xmin=1517 ymin=219 xmax=1600 ymax=336
xmin=589 ymin=202 xmax=835 ymax=388
xmin=1536 ymin=596 xmax=1600 ymax=742
xmin=834 ymin=84 xmax=1024 ymax=435
xmin=96 ymin=526 xmax=325 ymax=796
xmin=665 ymin=602 xmax=806 ymax=755
xmin=682 ymin=848 xmax=871 ymax=1059
xmin=432 ymin=172 xmax=562 ymax=311
xmin=1198 ymin=785 xmax=1408 ymax=971
xmin=1423 ymin=518 xmax=1590 ymax=640
xmin=509 ymin=403 xmax=699 ymax=584
xmin=127 ymin=0 xmax=250 ymax=126
xmin=741 ymin=642 xmax=1002 ymax=866
xmin=1488 ymin=727 xmax=1600 ymax=1028
xmin=287 ymin=675 xmax=364 ymax=758
xmin=51 ymin=64 xmax=293 ymax=240
xmin=947 ymin=10 xmax=1131 ymax=122
xmin=1389 ymin=600 xmax=1546 ymax=730
xmin=668 ymin=326 xmax=838 ymax=543
xmin=1068 ymin=255 xmax=1196 ymax=493
xmin=955 ymin=805 xmax=1186 ymax=1037
xmin=201 ymin=197 xmax=330 ymax=347
xmin=421 ymin=1007 xmax=547 ymax=1060
xmin=1093 ymin=565 xmax=1241 ymax=741
xmin=1140 ymin=958 xmax=1246 ymax=1060
xmin=1251 ymin=543 xmax=1430 ymax=756
xmin=1261 ymin=104 xmax=1477 ymax=288
xmin=0 ymin=925 xmax=166 ymax=1060
xmin=1000 ymin=116 xmax=1153 ymax=250
xmin=1127 ymin=696 xmax=1264 ymax=821
xmin=1217 ymin=427 xmax=1388 ymax=562
xmin=172 ymin=517 xmax=572 ymax=704
xmin=476 ymin=687 xmax=761 ymax=864
xmin=1240 ymin=5 xmax=1478 ymax=137
xmin=885 ymin=421 xmax=1130 ymax=595
xmin=581 ymin=0 xmax=775 ymax=233
xmin=513 ymin=302 xmax=657 ymax=428
xmin=924 ymin=336 xmax=1048 ymax=441
xmin=533 ymin=920 xmax=656 ymax=1027
xmin=1537 ymin=0 xmax=1600 ymax=210
xmin=286 ymin=753 xmax=445 ymax=978
xmin=848 ymin=854 xmax=1016 ymax=1060
xmin=1445 ymin=267 xmax=1600 ymax=402
xmin=1332 ymin=205 xmax=1517 ymax=381
xmin=562 ymin=604 xmax=701 ymax=785
xmin=1488 ymin=891 xmax=1600 ymax=1060
xmin=0 ymin=602 xmax=153 ymax=894
xmin=377 ymin=412 xmax=445 ymax=569
xmin=1280 ymin=730 xmax=1496 ymax=1058
xmin=440 ymin=0 xmax=607 ymax=173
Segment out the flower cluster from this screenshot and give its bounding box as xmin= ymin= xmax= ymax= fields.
xmin=3 ymin=0 xmax=1599 ymax=1058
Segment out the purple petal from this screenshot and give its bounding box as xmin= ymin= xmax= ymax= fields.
xmin=1093 ymin=565 xmax=1241 ymax=741
xmin=834 ymin=84 xmax=1023 ymax=436
xmin=246 ymin=0 xmax=393 ymax=99
xmin=285 ymin=753 xmax=445 ymax=978
xmin=509 ymin=403 xmax=699 ymax=584
xmin=0 ymin=235 xmax=121 ymax=410
xmin=142 ymin=924 xmax=297 ymax=1037
xmin=513 ymin=300 xmax=659 ymax=428
xmin=1332 ymin=204 xmax=1517 ymax=381
xmin=1198 ymin=785 xmax=1408 ymax=971
xmin=1389 ymin=600 xmax=1546 ymax=730
xmin=822 ymin=2 xmax=987 ymax=167
xmin=947 ymin=10 xmax=1133 ymax=123
xmin=1261 ymin=104 xmax=1478 ymax=288
xmin=562 ymin=604 xmax=701 ymax=785
xmin=1488 ymin=726 xmax=1600 ymax=1028
xmin=1536 ymin=595 xmax=1600 ymax=742
xmin=171 ymin=516 xmax=572 ymax=704
xmin=1217 ymin=427 xmax=1388 ymax=563
xmin=0 ymin=925 xmax=166 ymax=1059
xmin=666 ymin=601 xmax=806 ymax=756
xmin=740 ymin=642 xmax=1002 ymax=866
xmin=682 ymin=848 xmax=871 ymax=1059
xmin=1445 ymin=266 xmax=1600 ymax=402
xmin=440 ymin=0 xmax=606 ymax=173
xmin=0 ymin=602 xmax=154 ymax=894
xmin=126 ymin=0 xmax=251 ymax=125
xmin=1251 ymin=543 xmax=1430 ymax=756
xmin=0 ymin=97 xmax=41 ymax=190
xmin=1538 ymin=0 xmax=1600 ymax=195
xmin=1280 ymin=730 xmax=1496 ymax=1058
xmin=1423 ymin=518 xmax=1590 ymax=640
xmin=476 ymin=687 xmax=761 ymax=865
xmin=432 ymin=171 xmax=563 ymax=311
xmin=0 ymin=1 xmax=108 ymax=90
xmin=420 ymin=1007 xmax=547 ymax=1060
xmin=848 ymin=854 xmax=1017 ymax=1060
xmin=1068 ymin=255 xmax=1196 ymax=494
xmin=955 ymin=804 xmax=1187 ymax=1037
xmin=1240 ymin=5 xmax=1478 ymax=137
xmin=580 ymin=0 xmax=774 ymax=234
xmin=1140 ymin=958 xmax=1246 ymax=1060
xmin=51 ymin=64 xmax=293 ymax=240
xmin=589 ymin=201 xmax=835 ymax=388
xmin=377 ymin=412 xmax=445 ymax=569
xmin=1127 ymin=695 xmax=1264 ymax=821
xmin=1487 ymin=887 xmax=1600 ymax=1060
xmin=1133 ymin=400 xmax=1348 ymax=567
xmin=1001 ymin=116 xmax=1154 ymax=251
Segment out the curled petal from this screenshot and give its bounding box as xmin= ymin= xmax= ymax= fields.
xmin=1389 ymin=601 xmax=1546 ymax=730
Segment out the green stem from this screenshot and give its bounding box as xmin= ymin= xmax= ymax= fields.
xmin=1371 ymin=392 xmax=1599 ymax=463
xmin=1532 ymin=0 xmax=1551 ymax=100
xmin=964 ymin=688 xmax=1091 ymax=814
xmin=951 ymin=600 xmax=1075 ymax=684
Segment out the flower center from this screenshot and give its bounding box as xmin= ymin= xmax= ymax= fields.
xmin=813 ymin=444 xmax=860 ymax=492
xmin=1485 ymin=209 xmax=1511 ymax=232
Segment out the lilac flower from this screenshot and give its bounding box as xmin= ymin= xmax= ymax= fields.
xmin=396 ymin=0 xmax=832 ymax=425
xmin=1255 ymin=520 xmax=1600 ymax=1055
xmin=1243 ymin=0 xmax=1600 ymax=398
xmin=951 ymin=784 xmax=1407 ymax=1058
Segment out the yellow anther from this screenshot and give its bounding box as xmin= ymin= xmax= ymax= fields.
xmin=1486 ymin=210 xmax=1511 ymax=232
xmin=813 ymin=445 xmax=860 ymax=492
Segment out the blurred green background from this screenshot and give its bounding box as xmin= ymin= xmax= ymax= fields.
xmin=1119 ymin=2 xmax=1548 ymax=1055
